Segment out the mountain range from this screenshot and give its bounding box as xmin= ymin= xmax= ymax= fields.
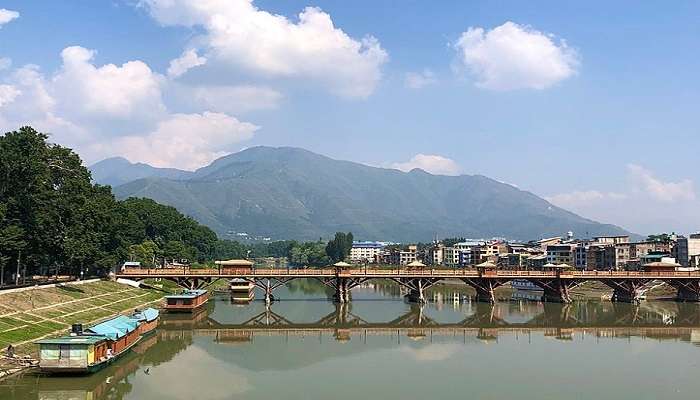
xmin=90 ymin=146 xmax=631 ymax=242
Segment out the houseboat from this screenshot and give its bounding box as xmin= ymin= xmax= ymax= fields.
xmin=164 ymin=289 xmax=209 ymax=312
xmin=35 ymin=308 xmax=159 ymax=374
xmin=131 ymin=307 xmax=160 ymax=335
xmin=230 ymin=278 xmax=255 ymax=303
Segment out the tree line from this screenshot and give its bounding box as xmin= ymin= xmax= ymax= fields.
xmin=0 ymin=127 xmax=354 ymax=285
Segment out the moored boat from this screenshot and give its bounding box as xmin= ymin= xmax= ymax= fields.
xmin=164 ymin=289 xmax=208 ymax=312
xmin=131 ymin=307 xmax=160 ymax=335
xmin=36 ymin=309 xmax=159 ymax=375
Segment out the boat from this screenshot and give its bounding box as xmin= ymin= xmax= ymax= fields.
xmin=131 ymin=307 xmax=160 ymax=335
xmin=230 ymin=278 xmax=255 ymax=303
xmin=510 ymin=279 xmax=542 ymax=291
xmin=164 ymin=289 xmax=209 ymax=312
xmin=36 ymin=308 xmax=160 ymax=375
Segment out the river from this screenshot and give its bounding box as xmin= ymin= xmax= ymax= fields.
xmin=3 ymin=279 xmax=700 ymax=399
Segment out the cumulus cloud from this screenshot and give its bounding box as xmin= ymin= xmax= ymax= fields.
xmin=405 ymin=69 xmax=437 ymax=89
xmin=94 ymin=112 xmax=258 ymax=170
xmin=454 ymin=21 xmax=579 ymax=90
xmin=0 ymin=84 xmax=20 ymax=107
xmin=139 ymin=0 xmax=388 ymax=98
xmin=0 ymin=47 xmax=259 ymax=168
xmin=627 ymin=164 xmax=695 ymax=202
xmin=167 ymin=48 xmax=207 ymax=78
xmin=0 ymin=9 xmax=19 ymax=27
xmin=392 ymin=154 xmax=461 ymax=176
xmin=52 ymin=46 xmax=166 ymax=120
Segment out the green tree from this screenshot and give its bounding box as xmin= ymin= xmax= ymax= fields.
xmin=325 ymin=232 xmax=353 ymax=262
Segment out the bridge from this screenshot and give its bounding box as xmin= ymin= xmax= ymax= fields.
xmin=116 ymin=267 xmax=700 ymax=304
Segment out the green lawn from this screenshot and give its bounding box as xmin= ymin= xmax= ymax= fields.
xmin=0 ymin=280 xmax=165 ymax=350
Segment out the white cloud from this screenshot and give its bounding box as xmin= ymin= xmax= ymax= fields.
xmin=140 ymin=0 xmax=388 ymax=98
xmin=392 ymin=154 xmax=461 ymax=176
xmin=52 ymin=46 xmax=166 ymax=120
xmin=0 ymin=84 xmax=20 ymax=107
xmin=167 ymin=48 xmax=207 ymax=78
xmin=0 ymin=9 xmax=19 ymax=27
xmin=0 ymin=47 xmax=259 ymax=169
xmin=189 ymin=84 xmax=283 ymax=114
xmin=545 ymin=165 xmax=699 ymax=235
xmin=0 ymin=57 xmax=11 ymax=70
xmin=454 ymin=21 xmax=579 ymax=90
xmin=627 ymin=164 xmax=695 ymax=202
xmin=405 ymin=69 xmax=437 ymax=89
xmin=96 ymin=112 xmax=258 ymax=170
xmin=546 ymin=190 xmax=627 ymax=209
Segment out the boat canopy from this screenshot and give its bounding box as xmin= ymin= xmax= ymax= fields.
xmin=133 ymin=308 xmax=159 ymax=323
xmin=36 ymin=335 xmax=106 ymax=346
xmin=87 ymin=315 xmax=139 ymax=340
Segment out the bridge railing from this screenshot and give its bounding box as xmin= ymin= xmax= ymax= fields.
xmin=116 ymin=267 xmax=700 ymax=278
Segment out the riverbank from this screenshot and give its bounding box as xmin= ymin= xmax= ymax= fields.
xmin=0 ymin=280 xmax=166 ymax=380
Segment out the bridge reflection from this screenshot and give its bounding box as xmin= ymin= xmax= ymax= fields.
xmin=158 ymin=301 xmax=700 ymax=344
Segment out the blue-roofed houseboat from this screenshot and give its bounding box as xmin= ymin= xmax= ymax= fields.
xmin=36 ymin=308 xmax=159 ymax=374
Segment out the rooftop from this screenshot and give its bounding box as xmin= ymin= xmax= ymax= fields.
xmin=165 ymin=289 xmax=208 ymax=299
xmin=36 ymin=335 xmax=107 ymax=345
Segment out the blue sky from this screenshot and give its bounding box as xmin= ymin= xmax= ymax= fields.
xmin=0 ymin=1 xmax=699 ymax=235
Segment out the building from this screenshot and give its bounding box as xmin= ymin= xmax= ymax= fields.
xmin=427 ymin=243 xmax=444 ymax=265
xmin=574 ymin=243 xmax=588 ymax=269
xmin=586 ymin=244 xmax=616 ymax=270
xmin=593 ymin=235 xmax=630 ymax=245
xmin=349 ymin=241 xmax=385 ymax=263
xmin=674 ymin=234 xmax=700 ymax=267
xmin=442 ymin=247 xmax=460 ymax=266
xmin=535 ymin=237 xmax=562 ymax=251
xmin=387 ymin=245 xmax=418 ymax=266
xmin=546 ymin=244 xmax=576 ymax=265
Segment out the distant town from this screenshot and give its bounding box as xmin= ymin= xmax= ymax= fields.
xmin=348 ymin=232 xmax=700 ymax=272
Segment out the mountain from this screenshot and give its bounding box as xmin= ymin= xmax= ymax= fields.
xmin=94 ymin=146 xmax=631 ymax=242
xmin=89 ymin=157 xmax=193 ymax=187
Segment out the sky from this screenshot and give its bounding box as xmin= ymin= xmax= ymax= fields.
xmin=0 ymin=1 xmax=699 ymax=235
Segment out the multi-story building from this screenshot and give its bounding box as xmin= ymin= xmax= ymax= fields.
xmin=546 ymin=244 xmax=576 ymax=265
xmin=386 ymin=245 xmax=418 ymax=266
xmin=473 ymin=241 xmax=501 ymax=264
xmin=427 ymin=243 xmax=444 ymax=265
xmin=586 ymin=244 xmax=616 ymax=270
xmin=574 ymin=243 xmax=588 ymax=269
xmin=349 ymin=241 xmax=385 ymax=263
xmin=674 ymin=234 xmax=700 ymax=267
xmin=442 ymin=247 xmax=459 ymax=266
xmin=614 ymin=243 xmax=632 ymax=268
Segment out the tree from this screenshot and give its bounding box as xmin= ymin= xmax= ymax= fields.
xmin=325 ymin=232 xmax=354 ymax=262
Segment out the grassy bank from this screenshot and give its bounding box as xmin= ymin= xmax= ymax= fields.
xmin=0 ymin=280 xmax=166 ymax=355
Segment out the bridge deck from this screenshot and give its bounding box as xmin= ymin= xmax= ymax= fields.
xmin=117 ymin=267 xmax=700 ymax=280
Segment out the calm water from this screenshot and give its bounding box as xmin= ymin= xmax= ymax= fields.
xmin=3 ymin=280 xmax=700 ymax=400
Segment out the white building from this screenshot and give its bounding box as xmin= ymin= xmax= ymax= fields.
xmin=349 ymin=241 xmax=385 ymax=263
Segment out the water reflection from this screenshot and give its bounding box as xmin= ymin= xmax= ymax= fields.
xmin=4 ymin=280 xmax=700 ymax=400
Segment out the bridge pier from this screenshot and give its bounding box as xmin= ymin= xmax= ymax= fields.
xmin=601 ymin=279 xmax=656 ymax=303
xmin=392 ymin=278 xmax=441 ymax=304
xmin=529 ymin=279 xmax=582 ymax=303
xmin=462 ymin=278 xmax=507 ymax=303
xmin=671 ymin=280 xmax=700 ymax=302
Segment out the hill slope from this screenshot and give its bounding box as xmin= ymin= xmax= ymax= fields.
xmin=90 ymin=157 xmax=192 ymax=187
xmin=100 ymin=147 xmax=630 ymax=242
